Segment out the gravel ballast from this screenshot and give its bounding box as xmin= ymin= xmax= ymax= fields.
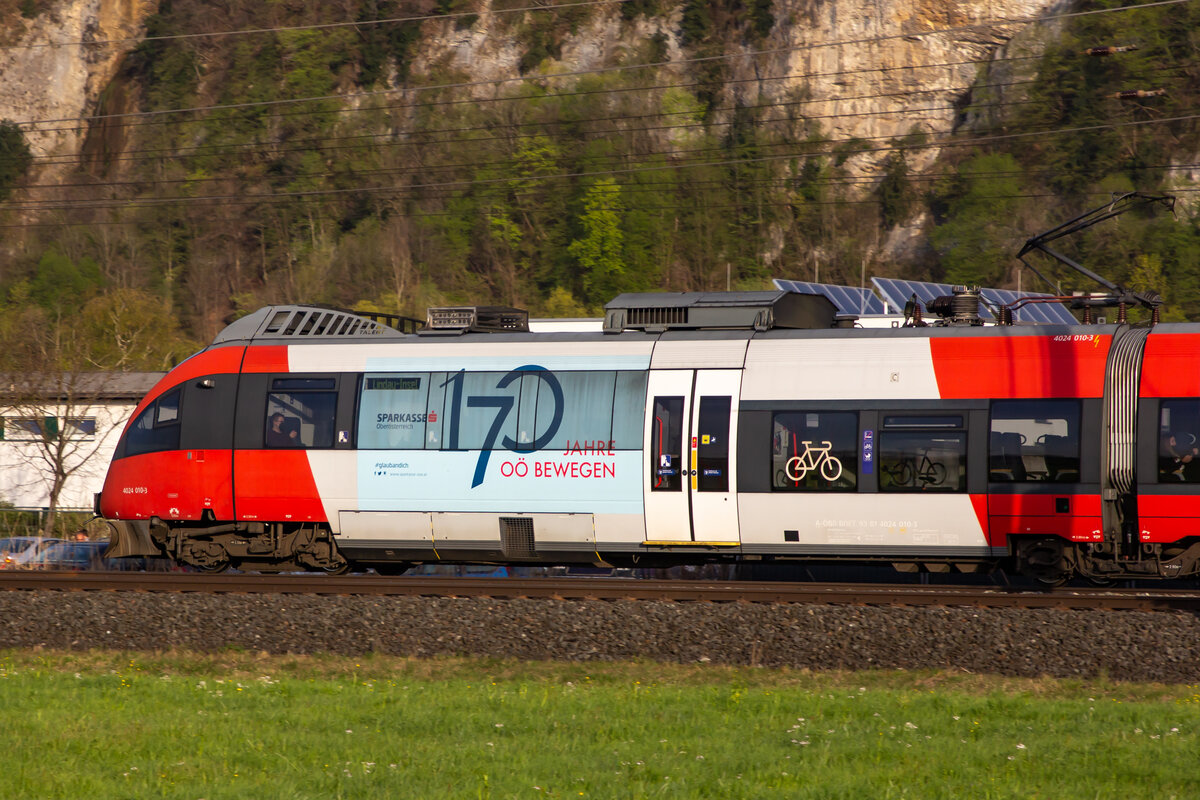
xmin=2 ymin=591 xmax=1200 ymax=682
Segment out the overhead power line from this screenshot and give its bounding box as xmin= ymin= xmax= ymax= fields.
xmin=19 ymin=55 xmax=1190 ymax=175
xmin=5 ymin=112 xmax=1197 ymax=215
xmin=9 ymin=0 xmax=1188 ymax=129
xmin=0 ymin=0 xmax=641 ymax=51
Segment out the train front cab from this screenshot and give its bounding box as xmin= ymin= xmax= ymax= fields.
xmin=100 ymin=342 xmax=359 ymax=572
xmin=100 ymin=346 xmax=242 ymax=558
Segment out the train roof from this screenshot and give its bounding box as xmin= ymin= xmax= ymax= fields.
xmin=208 ymin=291 xmax=1176 ymax=351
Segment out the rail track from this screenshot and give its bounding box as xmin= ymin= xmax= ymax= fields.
xmin=2 ymin=572 xmax=1200 ymax=612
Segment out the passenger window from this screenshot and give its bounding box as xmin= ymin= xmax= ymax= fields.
xmin=537 ymin=371 xmax=616 ymax=451
xmin=357 ymin=374 xmax=430 ymax=449
xmin=879 ymin=415 xmax=966 ymax=492
xmin=124 ymin=389 xmax=182 ymax=457
xmin=650 ymin=396 xmax=684 ymax=491
xmin=771 ymin=412 xmax=858 ymax=492
xmin=989 ymin=400 xmax=1081 ymax=483
xmin=611 ymin=371 xmax=648 ymax=449
xmin=266 ymin=391 xmax=337 ymax=448
xmin=456 ymin=372 xmax=520 ymax=450
xmin=1159 ymin=400 xmax=1200 ymax=482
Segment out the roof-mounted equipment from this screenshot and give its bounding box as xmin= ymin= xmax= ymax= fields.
xmin=603 ymin=291 xmax=838 ymax=333
xmin=1013 ymin=191 xmax=1173 ymax=325
xmin=211 ymin=305 xmax=420 ymax=344
xmin=924 ymin=286 xmax=984 ymax=326
xmin=424 ymin=306 xmax=530 ymax=333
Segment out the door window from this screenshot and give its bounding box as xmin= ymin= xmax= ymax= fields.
xmin=650 ymin=396 xmax=684 ymax=491
xmin=696 ymin=396 xmax=731 ymax=492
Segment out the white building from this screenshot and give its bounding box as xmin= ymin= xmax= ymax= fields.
xmin=0 ymin=373 xmax=163 ymax=512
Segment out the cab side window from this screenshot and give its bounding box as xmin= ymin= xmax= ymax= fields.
xmin=265 ymin=379 xmax=337 ymax=449
xmin=124 ymin=389 xmax=182 ymax=457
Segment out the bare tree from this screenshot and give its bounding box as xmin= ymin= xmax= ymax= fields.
xmin=0 ymin=370 xmax=133 ymax=535
xmin=0 ymin=306 xmax=155 ymax=536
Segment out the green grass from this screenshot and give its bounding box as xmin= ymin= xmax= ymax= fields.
xmin=0 ymin=650 xmax=1198 ymax=799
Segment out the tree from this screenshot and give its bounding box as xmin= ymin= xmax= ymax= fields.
xmin=0 ymin=120 xmax=32 ymax=201
xmin=0 ymin=305 xmax=157 ymax=535
xmin=569 ymin=178 xmax=627 ymax=305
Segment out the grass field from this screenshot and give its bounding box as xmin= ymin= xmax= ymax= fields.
xmin=1 ymin=649 xmax=1197 ymax=799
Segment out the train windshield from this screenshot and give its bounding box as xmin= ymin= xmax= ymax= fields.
xmin=124 ymin=388 xmax=182 ymax=457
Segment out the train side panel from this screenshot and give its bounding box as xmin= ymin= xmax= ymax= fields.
xmin=283 ymin=338 xmax=655 ymax=561
xmin=1136 ymin=330 xmax=1200 ymax=545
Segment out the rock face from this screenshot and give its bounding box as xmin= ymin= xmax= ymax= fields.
xmin=412 ymin=0 xmax=1065 ymax=178
xmin=1 ymin=0 xmax=1061 ymax=181
xmin=0 ymin=0 xmax=156 ymax=180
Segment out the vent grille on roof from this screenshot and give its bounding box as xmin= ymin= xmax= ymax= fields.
xmin=210 ymin=305 xmax=418 ymax=345
xmin=603 ymin=291 xmax=837 ymax=333
xmin=261 ymin=308 xmax=393 ymax=338
xmin=627 ymin=307 xmax=688 ymax=327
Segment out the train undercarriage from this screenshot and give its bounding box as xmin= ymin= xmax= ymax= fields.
xmin=102 ymin=516 xmax=1200 ymax=584
xmin=1012 ymin=535 xmax=1200 ymax=585
xmin=105 ymin=517 xmax=353 ymax=574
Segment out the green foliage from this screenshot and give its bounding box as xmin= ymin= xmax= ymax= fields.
xmin=78 ymin=290 xmax=200 ymax=370
xmin=929 ymin=154 xmax=1024 ymax=287
xmin=26 ymin=249 xmax=104 ymax=311
xmin=679 ymin=0 xmax=712 ymax=46
xmin=570 ymin=178 xmax=627 ymax=304
xmin=541 ymin=286 xmax=591 ymax=317
xmin=749 ymin=0 xmax=774 ymax=40
xmin=0 ymin=119 xmax=31 ymax=201
xmin=620 ymin=0 xmax=662 ymax=22
xmin=877 ymin=151 xmax=912 ymax=228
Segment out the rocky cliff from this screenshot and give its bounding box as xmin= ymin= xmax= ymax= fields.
xmin=1 ymin=0 xmax=1194 ymax=331
xmin=2 ymin=0 xmax=1061 ymax=185
xmin=0 ymin=0 xmax=155 ymax=182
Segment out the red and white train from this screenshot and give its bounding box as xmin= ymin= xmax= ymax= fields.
xmin=96 ymin=290 xmax=1200 ymax=583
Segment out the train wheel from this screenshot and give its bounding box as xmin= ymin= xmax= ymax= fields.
xmin=317 ymin=561 xmax=352 ymax=576
xmin=1018 ymin=538 xmax=1070 ymax=587
xmin=192 ymin=561 xmax=230 ymax=574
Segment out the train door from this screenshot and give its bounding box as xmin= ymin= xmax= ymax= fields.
xmin=643 ymin=369 xmax=740 ymax=543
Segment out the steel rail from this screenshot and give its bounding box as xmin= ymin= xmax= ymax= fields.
xmin=1 ymin=572 xmax=1199 ymax=611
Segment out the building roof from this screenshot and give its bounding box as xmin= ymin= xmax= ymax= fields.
xmin=0 ymin=372 xmax=165 ymax=403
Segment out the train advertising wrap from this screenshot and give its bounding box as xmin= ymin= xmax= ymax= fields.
xmin=356 ymin=361 xmax=647 ymax=514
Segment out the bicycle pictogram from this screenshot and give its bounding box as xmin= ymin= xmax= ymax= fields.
xmin=785 ymin=440 xmax=843 ymax=483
